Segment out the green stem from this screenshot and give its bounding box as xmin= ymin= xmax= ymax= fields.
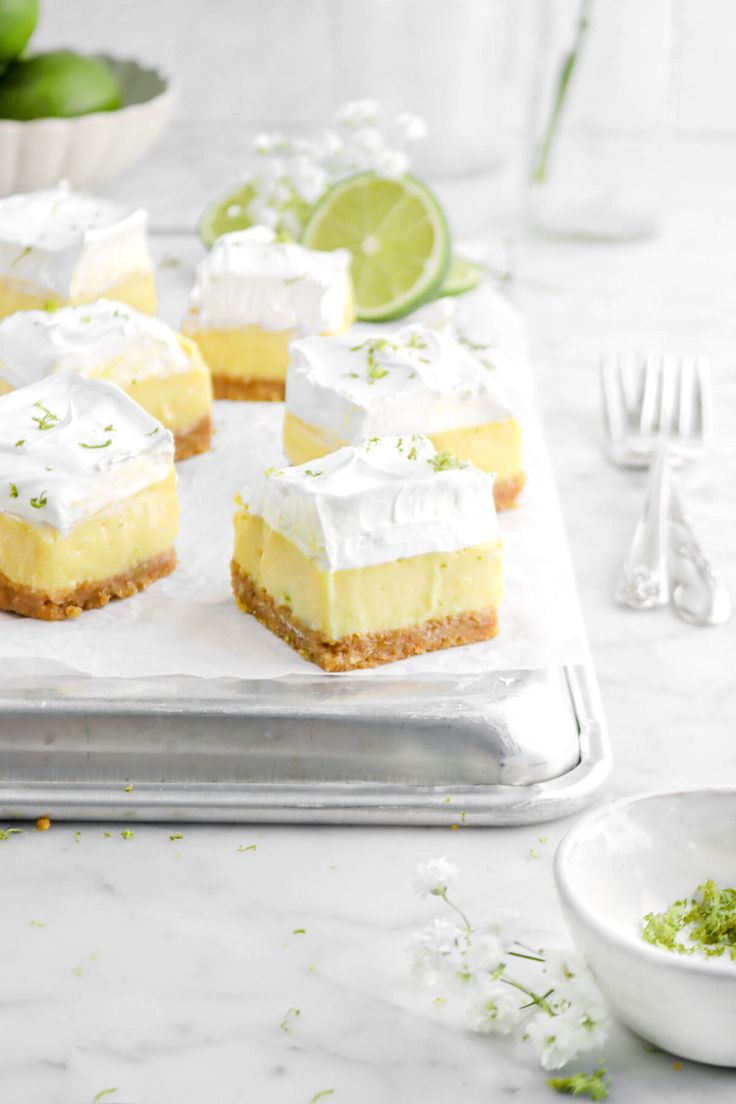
xmin=501 ymin=975 xmax=557 ymax=1015
xmin=438 ymin=889 xmax=473 ymax=932
xmin=532 ymin=0 xmax=594 ymax=184
xmin=508 ymin=950 xmax=546 ymax=963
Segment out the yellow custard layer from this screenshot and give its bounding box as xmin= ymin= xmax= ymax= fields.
xmin=233 ymin=507 xmax=503 ymax=641
xmin=185 ymin=297 xmax=354 ymax=384
xmin=0 ymin=469 xmax=178 ymax=594
xmin=283 ymin=413 xmax=524 ymax=482
xmin=0 ymin=270 xmax=158 ymax=319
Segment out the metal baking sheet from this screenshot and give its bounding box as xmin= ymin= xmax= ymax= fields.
xmin=0 ymin=662 xmax=610 ymax=825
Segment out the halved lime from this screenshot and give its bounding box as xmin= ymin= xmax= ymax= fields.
xmin=439 ymin=255 xmax=484 ymax=298
xmin=0 ymin=51 xmax=122 ymax=119
xmin=301 ymin=172 xmax=451 ymax=322
xmin=197 ymin=183 xmax=257 ymax=247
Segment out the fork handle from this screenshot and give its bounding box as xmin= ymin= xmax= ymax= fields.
xmin=669 ymin=490 xmax=732 ymax=626
xmin=614 ymin=445 xmax=671 ymax=610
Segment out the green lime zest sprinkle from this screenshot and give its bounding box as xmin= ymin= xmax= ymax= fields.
xmin=407 ymin=445 xmax=418 ymax=460
xmin=9 ymin=483 xmax=18 ymax=498
xmin=642 ymin=879 xmax=736 ymax=961
xmin=365 ymin=436 xmax=380 ymax=450
xmin=547 ymin=1067 xmax=609 ymax=1100
xmin=0 ymin=827 xmax=23 ymax=841
xmin=169 ymin=833 xmax=184 ymax=841
xmin=73 ymin=964 xmax=83 ymax=978
xmin=428 ymin=450 xmax=464 ymax=472
xmin=29 ymin=920 xmax=45 ymax=928
xmin=279 ymin=1006 xmax=301 ymax=1032
xmin=74 ymin=831 xmax=81 ymax=844
xmin=237 ymin=843 xmax=256 ymax=852
xmin=160 ymin=256 xmax=180 ymax=269
xmin=304 ymin=469 xmax=322 ymax=477
xmin=145 ymin=427 xmax=159 ymax=437
xmin=310 ymin=1092 xmax=335 ymax=1104
xmin=120 ymin=829 xmax=135 ymax=840
xmin=15 ymin=439 xmax=24 ymax=447
xmin=79 ymin=439 xmax=112 ymax=450
xmin=102 ymin=831 xmax=111 ymax=839
xmin=44 ymin=299 xmax=61 ymax=312
xmin=104 ymin=424 xmax=115 ymax=432
xmin=124 ymin=784 xmax=133 ymax=793
xmin=32 ymin=401 xmax=59 ymax=431
xmin=80 ymin=315 xmax=92 ymax=323
xmin=293 ymin=928 xmax=306 ymax=935
xmin=264 ymin=466 xmax=283 ymax=477
xmin=92 ymin=1089 xmax=118 ymax=1103
xmin=30 ymin=492 xmax=47 ymax=509
xmin=10 ymin=245 xmax=32 ymax=267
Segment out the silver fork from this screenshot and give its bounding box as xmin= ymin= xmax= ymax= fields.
xmin=601 ymin=352 xmax=731 ymax=625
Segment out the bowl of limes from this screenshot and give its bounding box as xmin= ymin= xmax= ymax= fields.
xmin=0 ymin=0 xmax=175 ymax=196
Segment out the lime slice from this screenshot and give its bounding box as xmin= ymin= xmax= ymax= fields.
xmin=0 ymin=51 xmax=122 ymax=120
xmin=301 ymin=172 xmax=451 ymax=322
xmin=439 ymin=255 xmax=484 ymax=298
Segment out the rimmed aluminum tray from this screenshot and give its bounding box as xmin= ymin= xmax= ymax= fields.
xmin=0 ymin=662 xmax=610 ymax=825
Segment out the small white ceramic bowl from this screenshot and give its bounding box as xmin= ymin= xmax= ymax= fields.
xmin=0 ymin=55 xmax=176 ymax=198
xmin=555 ymin=789 xmax=736 ymax=1066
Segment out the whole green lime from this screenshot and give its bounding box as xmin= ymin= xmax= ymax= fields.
xmin=0 ymin=0 xmax=39 ymax=64
xmin=0 ymin=50 xmax=123 ymax=119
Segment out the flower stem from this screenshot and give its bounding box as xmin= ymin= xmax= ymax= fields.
xmin=438 ymin=889 xmax=473 ymax=932
xmin=532 ymin=0 xmax=594 ymax=184
xmin=508 ymin=950 xmax=546 ymax=963
xmin=500 ymin=974 xmax=557 ymax=1015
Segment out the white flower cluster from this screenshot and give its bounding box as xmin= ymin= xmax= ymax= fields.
xmin=245 ymin=100 xmax=427 ymax=238
xmin=407 ymin=859 xmax=609 ymax=1071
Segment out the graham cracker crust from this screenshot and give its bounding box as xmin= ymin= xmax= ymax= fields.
xmin=212 ymin=375 xmax=285 ymax=402
xmin=231 ymin=561 xmax=498 ymax=672
xmin=0 ymin=548 xmax=176 ymax=622
xmin=174 ymin=413 xmax=212 ymax=461
xmin=494 ymin=472 xmax=526 ymax=511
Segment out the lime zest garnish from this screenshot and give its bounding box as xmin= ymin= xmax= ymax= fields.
xmin=30 ymin=491 xmax=47 ymax=509
xmin=642 ymin=880 xmax=736 ymax=961
xmin=32 ymin=401 xmax=59 ymax=431
xmin=428 ymin=451 xmax=464 ymax=472
xmin=9 ymin=483 xmax=18 ymax=498
xmin=309 ymin=1092 xmax=335 ymax=1104
xmin=10 ymin=245 xmax=32 ymax=268
xmin=279 ymin=1007 xmax=301 ymax=1032
xmin=304 ymin=469 xmax=322 ymax=477
xmin=120 ymin=830 xmax=135 ymax=840
xmin=79 ymin=439 xmax=112 ymax=450
xmin=0 ymin=827 xmax=23 ymax=841
xmin=169 ymin=833 xmax=184 ymax=842
xmin=15 ymin=439 xmax=24 ymax=447
xmin=92 ymin=1090 xmax=118 ymax=1103
xmin=264 ymin=466 xmax=283 ymax=478
xmin=547 ymin=1067 xmax=609 ymax=1100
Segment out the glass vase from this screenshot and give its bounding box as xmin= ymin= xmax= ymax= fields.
xmin=526 ymin=0 xmax=670 ymax=241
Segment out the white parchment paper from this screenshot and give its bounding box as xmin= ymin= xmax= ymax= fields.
xmin=0 ymin=284 xmax=589 ymax=679
xmin=0 ymin=414 xmax=588 ymax=680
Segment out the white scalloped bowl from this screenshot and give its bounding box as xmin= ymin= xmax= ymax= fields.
xmin=0 ymin=56 xmax=176 ymax=197
xmin=555 ymin=789 xmax=736 ymax=1066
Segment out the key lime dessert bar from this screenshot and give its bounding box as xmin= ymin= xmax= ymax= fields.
xmin=231 ymin=436 xmax=502 ymax=671
xmin=0 ymin=374 xmax=178 ymax=620
xmin=183 ymin=226 xmax=353 ymax=401
xmin=0 ymin=300 xmax=212 ymax=460
xmin=0 ymin=183 xmax=157 ymax=318
xmin=283 ymin=323 xmax=524 ymax=510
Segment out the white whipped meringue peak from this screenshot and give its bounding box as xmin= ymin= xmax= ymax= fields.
xmin=0 ymin=182 xmax=152 ymax=300
xmin=240 ymin=434 xmax=499 ymax=572
xmin=285 ymin=323 xmax=515 ymax=440
xmin=185 ymin=225 xmax=352 ymax=333
xmin=0 ymin=373 xmax=174 ymax=534
xmin=0 ymin=300 xmax=189 ymax=389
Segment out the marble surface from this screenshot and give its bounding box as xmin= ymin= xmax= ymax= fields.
xmin=2 ymin=140 xmax=736 ymax=1103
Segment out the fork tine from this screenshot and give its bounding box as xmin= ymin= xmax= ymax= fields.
xmin=658 ymin=353 xmax=678 ymax=439
xmin=676 ymin=357 xmax=695 ymax=439
xmin=639 ymin=354 xmax=661 ymax=436
xmin=620 ymin=352 xmax=644 ymax=430
xmin=600 ymin=354 xmax=626 ymax=446
xmin=694 ymin=356 xmax=713 ymax=443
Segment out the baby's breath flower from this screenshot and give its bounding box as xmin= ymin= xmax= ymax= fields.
xmin=336 ymin=98 xmax=380 ymax=127
xmin=407 ymin=916 xmax=467 ymax=985
xmin=413 ymin=857 xmax=460 ymax=899
xmin=465 ymin=979 xmax=521 ymax=1035
xmin=394 ymin=112 xmax=428 ymax=143
xmin=374 ymin=149 xmax=410 ymax=178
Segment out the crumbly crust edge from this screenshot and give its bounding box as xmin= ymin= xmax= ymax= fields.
xmin=174 ymin=413 xmax=212 ymax=461
xmin=212 ymin=376 xmax=285 ymax=402
xmin=231 ymin=561 xmax=498 ymax=672
xmin=0 ymin=548 xmax=176 ymax=621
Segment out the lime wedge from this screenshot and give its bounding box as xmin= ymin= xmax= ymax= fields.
xmin=0 ymin=51 xmax=122 ymax=119
xmin=439 ymin=255 xmax=484 ymax=298
xmin=198 ymin=183 xmax=257 ymax=247
xmin=301 ymin=172 xmax=451 ymax=322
